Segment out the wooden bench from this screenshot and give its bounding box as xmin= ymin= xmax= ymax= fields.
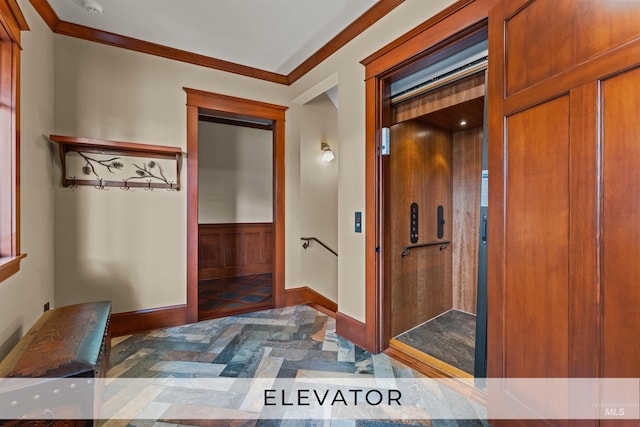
xmin=0 ymin=301 xmax=112 ymax=424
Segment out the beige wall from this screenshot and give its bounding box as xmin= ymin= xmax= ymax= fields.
xmin=0 ymin=0 xmax=55 ymax=359
xmin=297 ymin=94 xmax=339 ymax=302
xmin=198 ymin=122 xmax=273 ymax=224
xmin=289 ymin=0 xmax=457 ymax=321
xmin=52 ymin=35 xmax=291 ymax=313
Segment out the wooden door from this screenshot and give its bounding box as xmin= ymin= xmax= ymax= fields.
xmin=385 ymin=120 xmax=453 ymax=338
xmin=489 ymin=0 xmax=640 ymax=425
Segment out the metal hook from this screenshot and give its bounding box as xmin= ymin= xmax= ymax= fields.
xmin=120 ymin=179 xmax=130 ymax=191
xmin=94 ymin=178 xmax=105 ymax=190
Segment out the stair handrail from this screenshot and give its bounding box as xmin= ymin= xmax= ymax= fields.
xmin=301 ymin=237 xmax=338 ymax=257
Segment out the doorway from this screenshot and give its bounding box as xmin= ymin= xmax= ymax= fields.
xmin=197 ymin=117 xmax=274 ymax=320
xmin=372 ymin=27 xmax=489 ymax=378
xmin=384 ymin=70 xmax=487 ymax=377
xmin=185 ymin=89 xmax=287 ymax=324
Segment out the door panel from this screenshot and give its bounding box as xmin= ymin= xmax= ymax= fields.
xmin=504 ymin=96 xmax=571 ymax=379
xmin=504 ymin=0 xmax=640 ymax=96
xmin=490 ymin=93 xmax=572 ymax=427
xmin=602 ymin=66 xmax=640 ymax=379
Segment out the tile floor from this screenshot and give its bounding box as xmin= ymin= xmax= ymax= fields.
xmin=107 ymin=305 xmax=487 ymax=427
xmin=198 ymin=274 xmax=273 ymax=319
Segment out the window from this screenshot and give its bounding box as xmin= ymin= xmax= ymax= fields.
xmin=0 ymin=0 xmax=28 ymax=282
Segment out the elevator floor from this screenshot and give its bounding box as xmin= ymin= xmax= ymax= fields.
xmin=394 ymin=309 xmax=476 ymax=375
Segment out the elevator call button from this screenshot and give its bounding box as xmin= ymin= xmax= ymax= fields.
xmin=410 ymin=202 xmax=419 ymax=243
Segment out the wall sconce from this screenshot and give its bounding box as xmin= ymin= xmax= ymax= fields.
xmin=321 ymin=141 xmax=335 ymax=162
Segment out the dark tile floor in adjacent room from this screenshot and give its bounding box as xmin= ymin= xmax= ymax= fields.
xmin=198 ymin=274 xmax=273 ymax=319
xmin=107 ymin=305 xmax=487 ymax=427
xmin=394 ymin=309 xmax=476 ymax=375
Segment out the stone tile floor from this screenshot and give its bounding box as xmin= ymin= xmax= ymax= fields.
xmin=394 ymin=310 xmax=476 ymax=375
xmin=105 ymin=305 xmax=487 ymax=427
xmin=198 ymin=274 xmax=273 ymax=319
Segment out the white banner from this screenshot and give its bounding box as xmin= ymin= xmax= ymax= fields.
xmin=0 ymin=377 xmax=638 ymax=421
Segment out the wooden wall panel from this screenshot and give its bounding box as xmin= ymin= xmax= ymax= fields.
xmin=504 ymin=0 xmax=640 ymax=96
xmin=489 ymin=2 xmax=640 ymax=424
xmin=224 ymin=233 xmax=240 ymax=267
xmin=504 ymin=96 xmax=570 ymax=379
xmin=199 ymin=234 xmax=221 ymax=269
xmin=198 ymin=223 xmax=273 ymax=280
xmin=387 ymin=120 xmax=453 ymax=337
xmin=392 ymin=73 xmax=485 ymax=125
xmin=245 ymin=232 xmax=262 ymax=265
xmin=452 ymin=127 xmax=482 ymax=314
xmin=602 ymin=66 xmax=640 ymax=379
xmin=264 ymin=231 xmax=273 ymax=264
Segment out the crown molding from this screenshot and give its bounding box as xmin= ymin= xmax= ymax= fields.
xmin=54 ymin=20 xmax=290 ymax=84
xmin=28 ymin=0 xmax=56 ymax=30
xmin=28 ymin=0 xmax=406 ymax=85
xmin=287 ymin=0 xmax=405 ymax=84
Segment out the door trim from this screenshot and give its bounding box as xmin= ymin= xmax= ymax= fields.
xmin=363 ymin=1 xmax=494 ymax=354
xmin=184 ymin=88 xmax=287 ymax=323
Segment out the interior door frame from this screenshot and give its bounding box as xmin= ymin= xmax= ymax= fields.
xmin=361 ymin=0 xmax=494 ymax=354
xmin=184 ymin=88 xmax=287 ymax=323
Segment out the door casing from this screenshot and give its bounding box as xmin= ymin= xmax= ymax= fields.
xmin=185 ymin=88 xmax=287 ymax=323
xmin=362 ymin=0 xmax=495 ymax=354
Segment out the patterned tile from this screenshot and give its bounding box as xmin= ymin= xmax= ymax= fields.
xmin=107 ymin=305 xmax=485 ymax=426
xmin=242 ymin=295 xmax=268 ymax=303
xmin=337 ymin=338 xmax=355 ymax=363
xmin=149 ymin=361 xmax=227 ymax=377
xmin=199 ymin=274 xmax=273 ymax=318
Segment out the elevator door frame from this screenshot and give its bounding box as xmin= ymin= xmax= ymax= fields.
xmin=361 ymin=7 xmax=494 ymax=367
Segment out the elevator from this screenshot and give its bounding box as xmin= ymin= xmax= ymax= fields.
xmin=381 ymin=34 xmax=488 ymax=378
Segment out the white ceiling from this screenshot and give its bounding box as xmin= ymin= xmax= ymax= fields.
xmin=49 ymin=0 xmax=379 ymax=75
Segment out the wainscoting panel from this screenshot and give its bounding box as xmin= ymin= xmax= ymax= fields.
xmin=199 ymin=223 xmax=273 ymax=280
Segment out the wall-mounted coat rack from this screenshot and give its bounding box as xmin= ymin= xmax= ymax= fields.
xmin=50 ymin=135 xmax=183 ymax=191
